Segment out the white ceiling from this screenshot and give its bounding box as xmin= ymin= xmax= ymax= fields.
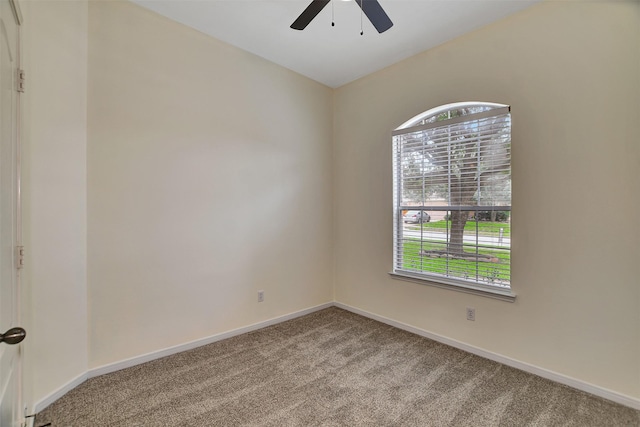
xmin=132 ymin=0 xmax=540 ymax=88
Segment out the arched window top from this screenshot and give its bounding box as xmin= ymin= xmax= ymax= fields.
xmin=396 ymin=102 xmax=509 ymax=131
xmin=391 ymin=100 xmax=513 ymax=296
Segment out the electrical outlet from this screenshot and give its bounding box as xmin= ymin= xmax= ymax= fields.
xmin=466 ymin=307 xmax=475 ymax=321
xmin=258 ymin=290 xmax=265 ymax=303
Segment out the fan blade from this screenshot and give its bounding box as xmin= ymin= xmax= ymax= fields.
xmin=356 ymin=0 xmax=393 ymax=33
xmin=291 ymin=0 xmax=331 ymax=30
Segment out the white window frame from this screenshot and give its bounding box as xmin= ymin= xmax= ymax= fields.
xmin=390 ymin=102 xmax=515 ymax=302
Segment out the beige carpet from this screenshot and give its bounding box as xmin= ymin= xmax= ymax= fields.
xmin=36 ymin=307 xmax=639 ymax=426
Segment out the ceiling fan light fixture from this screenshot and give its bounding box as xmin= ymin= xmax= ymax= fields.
xmin=290 ymin=0 xmax=393 ymax=34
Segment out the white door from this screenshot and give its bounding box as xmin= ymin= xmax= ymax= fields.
xmin=0 ymin=1 xmax=23 ymax=426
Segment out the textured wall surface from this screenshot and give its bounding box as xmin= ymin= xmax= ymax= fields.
xmin=333 ymin=1 xmax=639 ymax=399
xmin=23 ymin=0 xmax=639 ymax=412
xmin=87 ymin=1 xmax=334 ymax=369
xmin=22 ymin=0 xmax=89 ymax=408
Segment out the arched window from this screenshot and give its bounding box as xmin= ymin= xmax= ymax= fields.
xmin=391 ymin=102 xmax=513 ymax=300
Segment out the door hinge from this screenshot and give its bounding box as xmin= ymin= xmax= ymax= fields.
xmin=17 ymin=69 xmax=25 ymax=93
xmin=16 ymin=245 xmax=25 ymax=269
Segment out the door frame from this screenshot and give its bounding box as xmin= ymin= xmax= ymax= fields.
xmin=6 ymin=0 xmax=24 ymax=425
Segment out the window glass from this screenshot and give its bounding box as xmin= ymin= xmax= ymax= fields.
xmin=392 ymin=103 xmax=512 ymax=295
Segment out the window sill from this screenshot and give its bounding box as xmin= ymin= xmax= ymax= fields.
xmin=389 ymin=270 xmax=516 ymax=302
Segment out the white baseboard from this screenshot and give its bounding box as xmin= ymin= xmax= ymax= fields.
xmin=88 ymin=302 xmax=334 ymax=379
xmin=334 ymin=302 xmax=640 ymax=411
xmin=34 ymin=371 xmax=88 ymax=414
xmin=32 ymin=303 xmax=332 ymax=413
xmin=32 ymin=301 xmax=640 ymax=413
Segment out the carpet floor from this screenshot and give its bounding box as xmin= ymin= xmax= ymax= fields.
xmin=36 ymin=307 xmax=639 ymax=426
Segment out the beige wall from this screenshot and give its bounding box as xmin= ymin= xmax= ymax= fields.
xmin=22 ymin=0 xmax=89 ymax=409
xmin=334 ymin=0 xmax=639 ymax=399
xmin=86 ymin=1 xmax=334 ymax=368
xmin=22 ymin=0 xmax=639 ymax=412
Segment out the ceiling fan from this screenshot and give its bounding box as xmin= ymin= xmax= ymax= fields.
xmin=291 ymin=0 xmax=393 ymax=34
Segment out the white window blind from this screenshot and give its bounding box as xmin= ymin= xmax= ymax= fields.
xmin=392 ymin=104 xmax=512 ymax=295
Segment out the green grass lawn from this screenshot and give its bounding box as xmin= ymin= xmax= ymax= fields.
xmin=401 ymin=238 xmax=510 ymax=285
xmin=409 ymin=220 xmax=511 ymax=238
